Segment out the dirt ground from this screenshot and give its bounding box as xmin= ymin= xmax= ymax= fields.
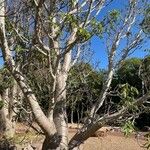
xmin=73 ymin=134 xmax=146 ymax=150
xmin=15 ymin=123 xmax=147 ymax=150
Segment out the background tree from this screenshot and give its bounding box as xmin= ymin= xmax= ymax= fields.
xmin=114 ymin=58 xmax=142 ymax=90
xmin=139 ymin=56 xmax=150 ymax=92
xmin=67 ymin=63 xmax=104 ymax=123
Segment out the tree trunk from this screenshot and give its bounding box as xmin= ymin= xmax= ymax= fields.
xmin=71 ymin=109 xmax=74 ymax=124
xmin=53 ymin=72 xmax=68 ymax=150
xmin=0 ymin=88 xmax=15 ymax=138
xmin=68 ymin=122 xmax=103 ymax=150
xmin=77 ymin=109 xmax=80 ymax=124
xmin=42 ymin=135 xmax=63 ymax=150
xmin=0 ymin=3 xmax=59 ymax=147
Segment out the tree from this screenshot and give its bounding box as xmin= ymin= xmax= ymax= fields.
xmin=0 ymin=0 xmax=149 ymax=150
xmin=0 ymin=0 xmax=105 ymax=149
xmin=139 ymin=56 xmax=150 ymax=91
xmin=110 ymin=58 xmax=149 ymax=128
xmin=67 ymin=63 xmax=104 ymax=123
xmin=0 ymin=68 xmax=17 ymax=139
xmin=141 ymin=6 xmax=150 ymax=35
xmin=69 ymin=0 xmax=150 ymax=148
xmin=114 ymin=58 xmax=142 ymax=94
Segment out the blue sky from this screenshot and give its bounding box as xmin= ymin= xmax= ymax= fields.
xmin=91 ymin=36 xmax=149 ymax=69
xmin=0 ymin=53 xmax=3 ymax=68
xmin=90 ymin=0 xmax=150 ymax=69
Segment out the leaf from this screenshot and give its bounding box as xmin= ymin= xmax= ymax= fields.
xmin=109 ymin=9 xmax=120 ymax=21
xmin=122 ymin=121 xmax=135 ymax=136
xmin=0 ymin=100 xmax=4 ymax=109
xmin=15 ymin=45 xmax=23 ymax=53
xmin=143 ymin=135 xmax=150 ymax=150
xmin=77 ymin=27 xmax=92 ymax=41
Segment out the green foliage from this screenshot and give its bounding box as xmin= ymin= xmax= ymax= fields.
xmin=114 ymin=58 xmax=142 ymax=92
xmin=103 ymin=9 xmax=121 ymax=33
xmin=122 ymin=120 xmax=135 ymax=136
xmin=142 ymin=56 xmax=150 ymax=72
xmin=143 ymin=133 xmax=150 ymax=150
xmin=15 ymin=45 xmax=24 ymax=53
xmin=26 ymin=69 xmax=50 ymax=112
xmin=0 ymin=68 xmax=14 ymax=93
xmin=144 ymin=57 xmax=150 ymax=71
xmin=119 ymin=83 xmax=139 ymax=99
xmin=62 ymin=13 xmax=79 ymax=29
xmin=118 ymin=83 xmax=139 ymax=111
xmin=90 ymin=19 xmax=103 ymax=37
xmin=67 ymin=63 xmax=104 ymax=113
xmin=5 ymin=18 xmax=13 ymax=33
xmin=140 ymin=55 xmax=150 ymax=89
xmin=108 ymin=9 xmax=120 ymax=29
xmin=65 ymin=14 xmax=77 ymax=24
xmin=77 ymin=27 xmax=92 ymax=42
xmin=48 ymin=16 xmax=61 ymax=34
xmin=77 ymin=19 xmax=103 ymax=40
xmin=0 ymin=100 xmax=4 ymax=109
xmin=141 ymin=6 xmax=150 ymax=35
xmin=109 ymin=9 xmax=120 ymax=21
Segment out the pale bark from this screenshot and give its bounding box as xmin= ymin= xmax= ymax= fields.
xmin=0 ymin=1 xmax=147 ymax=150
xmin=41 ymin=71 xmax=69 ymax=150
xmin=0 ymin=89 xmax=15 ymax=138
xmin=53 ymin=72 xmax=68 ymax=150
xmin=0 ymin=0 xmax=56 ymax=138
xmin=0 ymin=2 xmax=63 ymax=149
xmin=69 ymin=92 xmax=150 ymax=149
xmin=90 ymin=69 xmax=114 ymax=117
xmin=0 ymin=91 xmax=8 ymax=136
xmin=90 ymin=0 xmax=141 ymax=117
xmin=8 ymin=82 xmax=17 ymax=121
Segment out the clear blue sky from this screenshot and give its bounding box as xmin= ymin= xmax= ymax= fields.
xmin=91 ymin=36 xmax=149 ymax=69
xmin=0 ymin=0 xmax=149 ymax=69
xmin=90 ymin=0 xmax=150 ymax=69
xmin=0 ymin=52 xmax=4 ymax=68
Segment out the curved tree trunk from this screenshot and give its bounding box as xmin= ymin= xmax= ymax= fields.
xmin=0 ymin=0 xmax=56 ymax=142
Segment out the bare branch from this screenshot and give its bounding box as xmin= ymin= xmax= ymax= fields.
xmin=69 ymin=92 xmax=150 ymax=149
xmin=71 ymin=44 xmax=81 ymax=67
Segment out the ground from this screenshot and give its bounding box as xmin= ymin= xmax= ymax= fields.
xmin=13 ymin=123 xmax=147 ymax=150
